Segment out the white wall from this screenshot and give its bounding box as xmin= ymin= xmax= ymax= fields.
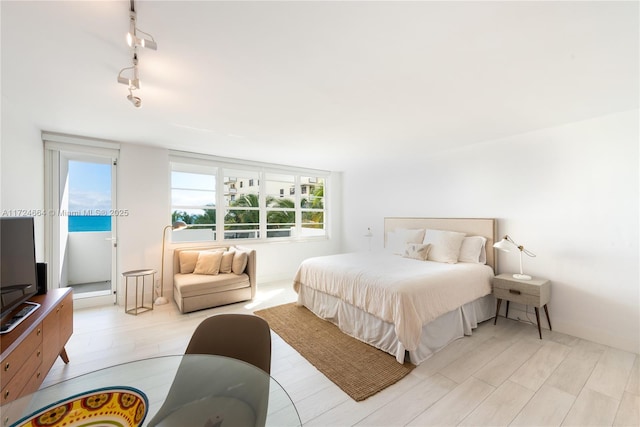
xmin=115 ymin=143 xmax=169 ymax=303
xmin=342 ymin=109 xmax=639 ymax=353
xmin=66 ymin=232 xmax=112 ymax=284
xmin=115 ymin=143 xmax=342 ymax=303
xmin=0 ymin=99 xmax=46 ymax=261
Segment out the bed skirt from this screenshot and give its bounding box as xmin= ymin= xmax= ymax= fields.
xmin=297 ymin=285 xmax=496 ymax=364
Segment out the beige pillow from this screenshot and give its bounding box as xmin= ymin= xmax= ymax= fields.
xmin=179 ymin=251 xmax=201 ymax=274
xmin=193 ymin=251 xmax=223 ymax=275
xmin=219 ymin=250 xmax=235 ymax=274
xmin=232 ymin=251 xmax=248 ymax=274
xmin=403 ymin=243 xmax=431 ymax=261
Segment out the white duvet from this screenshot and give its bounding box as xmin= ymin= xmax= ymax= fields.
xmin=293 ymin=251 xmax=494 ymax=352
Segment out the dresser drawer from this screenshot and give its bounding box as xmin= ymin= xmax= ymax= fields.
xmin=1 ymin=324 xmax=42 ymax=389
xmin=1 ymin=344 xmax=42 ymax=404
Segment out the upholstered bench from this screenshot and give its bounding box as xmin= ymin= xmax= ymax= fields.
xmin=173 ymin=245 xmax=256 ymax=313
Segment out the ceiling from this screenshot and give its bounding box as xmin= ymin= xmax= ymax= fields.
xmin=2 ymin=1 xmax=638 ymax=171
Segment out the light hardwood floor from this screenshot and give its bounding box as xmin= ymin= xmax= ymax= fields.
xmin=45 ymin=281 xmax=639 ymax=426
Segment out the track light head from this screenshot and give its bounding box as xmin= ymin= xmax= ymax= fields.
xmin=127 ymin=32 xmax=158 ymax=50
xmin=117 ymin=55 xmax=140 ymax=90
xmin=117 ymin=73 xmax=140 ymax=90
xmin=140 ymin=37 xmax=157 ymax=50
xmin=126 ymin=31 xmax=134 ymax=47
xmin=127 ymin=91 xmax=141 ymax=108
xmin=117 ymin=76 xmax=140 ymax=89
xmin=126 ymin=11 xmax=158 ymax=50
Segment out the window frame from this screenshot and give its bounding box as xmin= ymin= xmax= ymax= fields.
xmin=169 ymin=152 xmax=329 ymax=243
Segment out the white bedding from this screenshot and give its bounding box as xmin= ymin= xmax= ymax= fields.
xmin=293 ymin=251 xmax=494 ymax=353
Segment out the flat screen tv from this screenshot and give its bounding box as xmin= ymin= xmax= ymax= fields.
xmin=1 ymin=217 xmax=38 ymax=321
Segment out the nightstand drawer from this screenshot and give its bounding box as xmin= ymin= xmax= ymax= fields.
xmin=493 ymin=274 xmax=550 ymax=306
xmin=493 ymin=286 xmax=541 ymax=306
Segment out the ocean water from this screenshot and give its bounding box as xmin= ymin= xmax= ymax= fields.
xmin=68 ymin=216 xmax=111 ymax=232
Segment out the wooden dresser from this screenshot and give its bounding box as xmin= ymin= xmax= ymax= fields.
xmin=0 ymin=288 xmax=73 ymax=404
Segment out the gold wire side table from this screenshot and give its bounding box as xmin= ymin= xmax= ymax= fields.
xmin=122 ymin=269 xmax=156 ymax=315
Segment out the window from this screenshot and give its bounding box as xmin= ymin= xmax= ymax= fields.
xmin=265 ymin=173 xmax=295 ymax=238
xmin=170 ymin=164 xmax=217 ymax=242
xmin=224 ymin=169 xmax=259 ymax=240
xmin=170 ymin=154 xmax=328 ymax=242
xmin=300 ymin=176 xmax=325 ymax=237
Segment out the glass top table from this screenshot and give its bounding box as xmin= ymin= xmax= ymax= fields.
xmin=1 ymin=354 xmax=301 ymax=427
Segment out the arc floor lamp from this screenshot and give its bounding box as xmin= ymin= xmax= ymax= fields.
xmin=157 ymin=221 xmax=187 ymax=305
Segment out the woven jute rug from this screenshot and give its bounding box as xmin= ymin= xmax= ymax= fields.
xmin=254 ymin=303 xmax=415 ymax=401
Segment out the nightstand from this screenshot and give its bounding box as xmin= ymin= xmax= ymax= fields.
xmin=493 ymin=273 xmax=551 ymax=339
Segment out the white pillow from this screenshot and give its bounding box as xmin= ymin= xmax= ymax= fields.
xmin=422 ymin=229 xmax=466 ymax=264
xmin=458 ymin=236 xmax=487 ymax=264
xmin=403 ymin=243 xmax=431 ymax=261
xmin=386 ymin=229 xmax=426 ymax=255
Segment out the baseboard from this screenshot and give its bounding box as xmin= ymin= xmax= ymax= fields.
xmin=499 ymin=304 xmax=639 ymax=354
xmin=552 ymin=319 xmax=639 ymax=355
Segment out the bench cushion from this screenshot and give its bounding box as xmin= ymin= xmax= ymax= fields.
xmin=174 ymin=273 xmax=250 ymax=298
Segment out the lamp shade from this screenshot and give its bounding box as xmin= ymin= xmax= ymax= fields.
xmin=493 ymin=238 xmax=513 ymax=252
xmin=172 ymin=221 xmax=187 ymax=231
xmin=492 ymin=234 xmax=535 ymax=280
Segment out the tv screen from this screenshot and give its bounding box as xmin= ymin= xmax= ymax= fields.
xmin=1 ymin=217 xmax=38 ymax=320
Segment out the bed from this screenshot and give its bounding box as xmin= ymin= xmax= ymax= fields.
xmin=293 ymin=217 xmax=498 ymax=364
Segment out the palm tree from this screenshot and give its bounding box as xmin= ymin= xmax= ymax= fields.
xmin=172 ymin=206 xmax=216 ymax=227
xmin=268 ymin=198 xmax=295 ymax=228
xmin=194 ymin=208 xmax=216 ymax=225
xmin=226 ymin=194 xmax=259 ymax=229
xmin=302 ymin=185 xmax=324 ymax=228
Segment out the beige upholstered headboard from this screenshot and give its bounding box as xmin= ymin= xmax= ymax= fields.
xmin=384 ymin=217 xmax=498 ymax=271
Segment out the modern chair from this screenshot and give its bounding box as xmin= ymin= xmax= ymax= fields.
xmin=147 ymin=314 xmax=273 ymax=427
xmin=185 ymin=313 xmax=272 ymax=374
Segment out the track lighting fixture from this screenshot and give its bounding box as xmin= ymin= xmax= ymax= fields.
xmin=117 ymin=0 xmax=157 ymax=108
xmin=127 ymin=11 xmax=158 ymax=50
xmin=117 ymin=53 xmax=142 ymax=107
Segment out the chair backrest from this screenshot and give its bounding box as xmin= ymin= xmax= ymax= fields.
xmin=185 ymin=314 xmax=272 ymax=374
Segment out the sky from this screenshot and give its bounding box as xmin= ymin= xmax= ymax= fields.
xmin=68 ymin=160 xmax=112 ymax=213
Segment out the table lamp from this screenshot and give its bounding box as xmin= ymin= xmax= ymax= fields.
xmin=493 ymin=234 xmax=536 ymax=280
xmin=156 ymin=221 xmax=187 ymax=305
xmin=364 ymin=227 xmax=373 ymax=251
